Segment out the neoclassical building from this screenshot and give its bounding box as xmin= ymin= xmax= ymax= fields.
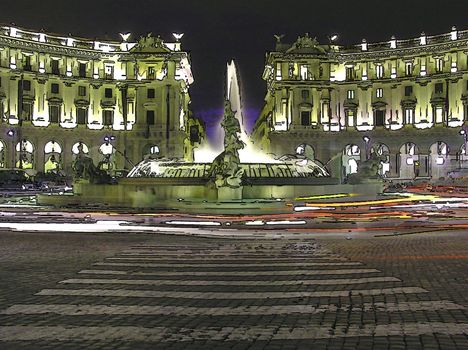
xmin=252 ymin=27 xmax=468 ymax=181
xmin=0 ymin=25 xmax=205 ymax=176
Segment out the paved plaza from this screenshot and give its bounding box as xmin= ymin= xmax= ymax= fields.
xmin=0 ymin=229 xmax=467 ymax=349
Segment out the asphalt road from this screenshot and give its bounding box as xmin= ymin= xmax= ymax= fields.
xmin=0 ymin=229 xmax=467 ymax=349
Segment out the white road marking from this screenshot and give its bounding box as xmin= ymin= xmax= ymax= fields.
xmin=117 ymin=254 xmax=347 ymax=261
xmin=95 ymin=261 xmax=362 ymax=267
xmin=59 ymin=276 xmax=400 ymax=286
xmin=78 ymin=268 xmax=381 ymax=276
xmin=2 ymin=301 xmax=462 ymax=316
xmin=0 ymin=323 xmax=466 ymax=341
xmin=36 ymin=287 xmax=427 ymax=299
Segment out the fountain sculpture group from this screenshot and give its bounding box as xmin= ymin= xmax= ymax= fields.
xmin=39 ymin=60 xmax=383 ymax=211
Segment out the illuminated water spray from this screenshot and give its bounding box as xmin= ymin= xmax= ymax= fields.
xmin=226 ymin=60 xmax=279 ymax=163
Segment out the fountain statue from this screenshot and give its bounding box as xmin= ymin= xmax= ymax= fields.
xmin=210 ymin=100 xmax=246 ymax=199
xmin=40 ymin=59 xmax=349 ymax=211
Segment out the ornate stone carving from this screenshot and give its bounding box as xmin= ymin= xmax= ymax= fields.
xmin=131 ymin=33 xmax=171 ymax=53
xmin=209 ymin=100 xmax=245 ymax=188
xmin=72 ymin=143 xmax=111 ymax=184
xmin=287 ymin=33 xmax=327 ymax=54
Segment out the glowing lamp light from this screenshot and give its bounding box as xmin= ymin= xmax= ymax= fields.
xmin=39 ymin=33 xmax=46 ymax=42
xmin=6 ymin=129 xmax=14 ymax=137
xmin=329 ymin=34 xmax=338 ymax=42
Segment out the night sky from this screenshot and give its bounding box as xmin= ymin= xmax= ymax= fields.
xmin=0 ymin=0 xmax=466 ymax=140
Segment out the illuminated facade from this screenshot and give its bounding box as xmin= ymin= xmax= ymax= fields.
xmin=0 ymin=25 xmax=205 ymax=175
xmin=252 ymin=28 xmax=468 ymax=181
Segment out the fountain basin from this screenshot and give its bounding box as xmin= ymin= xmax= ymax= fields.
xmin=37 ymin=176 xmax=383 ymax=214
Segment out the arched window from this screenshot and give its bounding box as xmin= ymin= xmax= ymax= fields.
xmin=16 ymin=140 xmax=34 ymax=153
xmin=345 ymin=144 xmax=360 ymax=156
xmin=15 ymin=139 xmax=34 ymax=169
xmin=44 ymin=141 xmax=62 ymax=154
xmin=72 ymin=142 xmax=89 ymax=155
xmin=99 ymin=143 xmax=114 ymax=155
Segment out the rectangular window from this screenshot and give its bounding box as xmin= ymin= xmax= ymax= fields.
xmin=77 ymin=108 xmax=88 ymax=125
xmin=435 ymin=58 xmax=443 ymax=72
xmin=23 ymin=56 xmax=31 ymax=71
xmin=300 ymin=65 xmax=308 ymax=80
xmin=104 ymin=88 xmax=113 ymax=98
xmin=404 ymin=86 xmax=413 ymax=96
xmin=49 ymin=105 xmax=60 ymax=123
xmin=22 ymin=103 xmax=32 ymax=121
xmin=405 ymin=62 xmax=412 ymax=76
xmin=300 ymin=111 xmax=311 ymax=126
xmin=190 ymin=125 xmax=200 ymax=143
xmin=148 ymin=66 xmax=155 ymax=79
xmin=435 ymin=82 xmax=443 ymax=94
xmin=321 ymin=102 xmax=329 ymax=123
xmin=346 ymin=67 xmax=354 ymax=81
xmin=375 ymin=110 xmax=385 ymax=126
xmin=51 ymin=83 xmax=59 ymax=94
xmin=347 ymin=90 xmax=355 ymax=99
xmin=79 ymin=63 xmax=86 ymax=78
xmin=376 ymin=65 xmax=384 ymax=79
xmin=146 ymin=110 xmax=155 ymax=125
xmin=275 ymin=63 xmax=282 ymax=80
xmin=104 ymin=65 xmax=114 ymax=79
xmin=376 ymin=88 xmax=383 ymax=98
xmin=51 ymin=60 xmax=60 ymax=75
xmin=22 ymin=80 xmax=31 ymax=91
xmin=346 ymin=110 xmax=355 ymax=127
xmin=147 ymin=88 xmax=155 ymax=99
xmin=301 ymin=89 xmax=309 ymax=100
xmin=78 ymin=86 xmax=86 ymax=97
xmin=435 ymin=107 xmax=444 ymax=123
xmin=103 ymin=110 xmax=113 ymax=126
xmin=404 ymin=109 xmax=414 ymax=124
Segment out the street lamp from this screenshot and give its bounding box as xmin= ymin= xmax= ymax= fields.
xmin=6 ymin=129 xmax=14 ymax=168
xmin=328 ymin=34 xmax=339 ymax=43
xmin=460 ymin=127 xmax=468 ymax=167
xmin=363 ymin=135 xmax=370 ymax=160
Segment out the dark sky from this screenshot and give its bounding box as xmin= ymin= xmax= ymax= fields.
xmin=0 ymin=0 xmax=466 ymax=138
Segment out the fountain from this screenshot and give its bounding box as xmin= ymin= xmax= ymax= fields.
xmin=38 ymin=61 xmax=382 ymax=212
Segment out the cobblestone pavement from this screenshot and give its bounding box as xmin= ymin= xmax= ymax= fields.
xmin=0 ymin=230 xmax=467 ymax=349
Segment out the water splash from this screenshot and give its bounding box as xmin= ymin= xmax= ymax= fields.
xmin=226 ymin=60 xmax=279 ymax=163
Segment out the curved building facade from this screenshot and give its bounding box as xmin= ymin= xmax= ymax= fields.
xmin=0 ymin=25 xmax=205 ymax=176
xmin=252 ymin=27 xmax=468 ymax=181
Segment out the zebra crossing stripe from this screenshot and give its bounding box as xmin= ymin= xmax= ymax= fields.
xmin=1 ymin=301 xmax=463 ymax=316
xmin=36 ymin=287 xmax=427 ymax=299
xmin=117 ymin=254 xmax=348 ymax=261
xmin=59 ymin=276 xmax=400 ymax=286
xmin=78 ymin=268 xmax=381 ymax=276
xmin=0 ymin=323 xmax=466 ymax=341
xmin=95 ymin=261 xmax=362 ymax=267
